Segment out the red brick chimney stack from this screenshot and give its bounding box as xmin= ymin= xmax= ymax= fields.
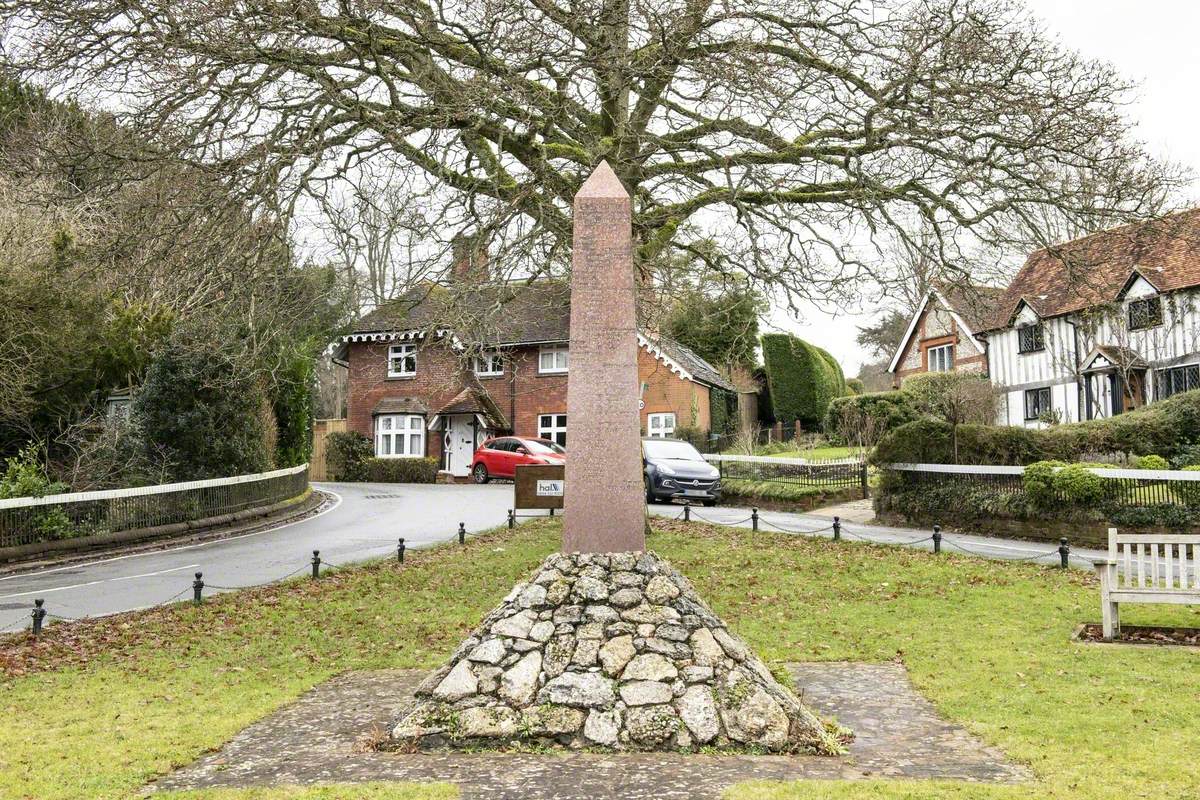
xmin=450 ymin=234 xmax=489 ymax=283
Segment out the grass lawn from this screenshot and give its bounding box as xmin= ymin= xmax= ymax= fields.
xmin=3 ymin=518 xmax=1199 ymax=799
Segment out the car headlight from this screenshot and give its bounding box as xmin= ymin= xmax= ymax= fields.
xmin=657 ymin=463 xmax=676 ymax=476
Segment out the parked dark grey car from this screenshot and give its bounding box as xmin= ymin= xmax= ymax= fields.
xmin=642 ymin=437 xmax=722 ymax=506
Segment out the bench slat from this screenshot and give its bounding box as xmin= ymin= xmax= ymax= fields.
xmin=1115 ymin=533 xmax=1200 ymax=545
xmin=1109 ymin=590 xmax=1200 ymax=605
xmin=1123 ymin=542 xmax=1131 ymax=589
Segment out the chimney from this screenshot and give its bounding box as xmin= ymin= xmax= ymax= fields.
xmin=450 ymin=234 xmax=489 ymax=283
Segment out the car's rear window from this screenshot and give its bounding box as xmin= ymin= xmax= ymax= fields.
xmin=522 ymin=439 xmax=565 ymax=455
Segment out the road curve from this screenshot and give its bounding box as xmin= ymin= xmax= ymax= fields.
xmin=0 ymin=482 xmax=520 ymax=632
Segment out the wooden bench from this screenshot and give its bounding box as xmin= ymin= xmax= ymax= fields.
xmin=1095 ymin=527 xmax=1200 ymax=639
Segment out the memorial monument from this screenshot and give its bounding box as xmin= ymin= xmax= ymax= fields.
xmin=391 ymin=163 xmax=840 ymax=753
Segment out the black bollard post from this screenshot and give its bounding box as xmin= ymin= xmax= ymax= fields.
xmin=192 ymin=572 xmax=204 ymax=605
xmin=1059 ymin=537 xmax=1070 ymax=569
xmin=833 ymin=516 xmax=841 ymax=542
xmin=397 ymin=537 xmax=406 ymax=563
xmin=751 ymin=508 xmax=759 ymax=532
xmin=549 ymin=507 xmax=555 ymax=517
xmin=507 ymin=509 xmax=515 ymax=529
xmin=933 ymin=525 xmax=942 ymax=554
xmin=311 ymin=550 xmax=321 ymax=579
xmin=458 ymin=522 xmax=466 ymax=545
xmin=31 ymin=598 xmax=46 ymax=636
xmin=683 ymin=502 xmax=691 ymax=522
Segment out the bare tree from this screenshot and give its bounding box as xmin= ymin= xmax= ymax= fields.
xmin=0 ymin=0 xmax=1181 ymax=310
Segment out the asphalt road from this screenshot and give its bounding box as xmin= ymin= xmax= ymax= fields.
xmin=1 ymin=485 xmax=1111 ymax=634
xmin=0 ymin=482 xmax=522 ymax=633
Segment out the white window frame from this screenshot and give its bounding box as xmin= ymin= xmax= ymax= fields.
xmin=647 ymin=412 xmax=677 ymax=438
xmin=538 ymin=345 xmax=569 ymax=374
xmin=538 ymin=413 xmax=567 ymax=446
xmin=375 ymin=414 xmax=426 ymax=458
xmin=473 ymin=349 xmax=503 ymax=377
xmin=387 ymin=343 xmax=417 ymax=378
xmin=927 ymin=343 xmax=954 ymax=373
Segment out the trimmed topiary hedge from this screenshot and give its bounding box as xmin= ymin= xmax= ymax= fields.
xmin=363 ymin=457 xmax=439 ymax=483
xmin=760 ymin=334 xmax=847 ymax=428
xmin=871 ymin=389 xmax=1200 ymax=465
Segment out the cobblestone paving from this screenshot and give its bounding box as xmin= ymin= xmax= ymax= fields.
xmin=153 ymin=663 xmax=1030 ymax=799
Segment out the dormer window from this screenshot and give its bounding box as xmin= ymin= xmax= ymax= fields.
xmin=1128 ymin=297 xmax=1163 ymax=331
xmin=1017 ymin=324 xmax=1044 ymax=354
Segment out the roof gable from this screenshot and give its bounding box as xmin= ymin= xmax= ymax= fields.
xmin=886 ymin=282 xmax=1005 ymax=373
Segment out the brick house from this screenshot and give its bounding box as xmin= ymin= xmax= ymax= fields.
xmin=886 ymin=282 xmax=1005 ymax=388
xmin=334 ymin=281 xmax=735 ymax=477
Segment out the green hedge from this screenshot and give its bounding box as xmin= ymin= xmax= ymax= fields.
xmin=709 ymin=386 xmax=738 ymax=439
xmin=823 ymin=391 xmax=918 ymax=445
xmin=326 ymin=431 xmax=373 ymax=481
xmin=872 ymin=389 xmax=1200 ymax=465
xmin=363 ymin=457 xmax=439 ymax=483
xmin=760 ymin=334 xmax=846 ymax=428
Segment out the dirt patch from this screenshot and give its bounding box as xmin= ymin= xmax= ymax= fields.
xmin=1074 ymin=623 xmax=1200 ymax=648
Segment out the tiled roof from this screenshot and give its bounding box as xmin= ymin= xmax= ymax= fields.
xmin=372 ymin=397 xmax=429 ymax=415
xmin=933 ymin=281 xmax=1007 ymax=333
xmin=980 ymin=208 xmax=1200 ymax=331
xmin=433 ymin=388 xmax=510 ymax=430
xmin=352 ymin=282 xmax=571 ymax=345
xmin=644 ymin=336 xmax=736 ymax=392
xmin=350 ymin=280 xmax=734 ymax=391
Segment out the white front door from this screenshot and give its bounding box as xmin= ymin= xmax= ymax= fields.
xmin=444 ymin=415 xmax=476 ymax=477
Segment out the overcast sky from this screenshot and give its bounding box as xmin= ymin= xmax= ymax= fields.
xmin=776 ymin=0 xmax=1200 ymax=375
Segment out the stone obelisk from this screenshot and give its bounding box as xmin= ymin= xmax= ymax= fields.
xmin=562 ymin=161 xmax=646 ymax=553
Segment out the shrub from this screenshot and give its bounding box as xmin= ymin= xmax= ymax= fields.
xmin=1053 ymin=463 xmax=1106 ymax=505
xmin=134 ymin=335 xmax=274 ymax=480
xmin=1022 ymin=460 xmax=1065 ymax=508
xmin=873 ymin=389 xmax=1200 ymax=465
xmin=1135 ymin=454 xmax=1169 ymax=470
xmin=760 ymin=334 xmax=846 ymax=427
xmin=0 ymin=443 xmax=69 ymax=499
xmin=1175 ymin=465 xmax=1200 ymax=506
xmin=363 ymin=457 xmax=439 ymax=483
xmin=846 ymin=378 xmax=864 ymax=395
xmin=325 ymin=431 xmax=373 ymax=481
xmin=823 ymin=391 xmax=917 ymax=447
xmin=1170 ymin=444 xmax=1200 ymax=469
xmin=709 ymin=387 xmax=739 ymax=439
xmin=672 ymin=425 xmax=709 ymax=451
xmin=272 ymin=349 xmax=316 ymax=467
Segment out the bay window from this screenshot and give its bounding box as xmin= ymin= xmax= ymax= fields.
xmin=375 ymin=414 xmax=425 ymax=457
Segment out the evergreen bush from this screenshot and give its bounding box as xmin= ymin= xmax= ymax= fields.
xmin=1134 ymin=454 xmax=1169 ymax=470
xmin=133 ymin=336 xmax=274 ymax=481
xmin=1022 ymin=460 xmax=1065 ymax=508
xmin=325 ymin=431 xmax=373 ymax=481
xmin=760 ymin=334 xmax=846 ymax=428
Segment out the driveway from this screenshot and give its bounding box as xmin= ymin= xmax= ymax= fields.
xmin=0 ymin=482 xmax=520 ymax=633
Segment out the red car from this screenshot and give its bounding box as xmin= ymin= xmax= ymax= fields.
xmin=470 ymin=436 xmax=566 ymax=482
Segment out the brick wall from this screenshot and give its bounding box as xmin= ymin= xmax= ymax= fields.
xmin=348 ymin=337 xmax=715 ymax=455
xmin=347 ymin=338 xmax=467 ymax=458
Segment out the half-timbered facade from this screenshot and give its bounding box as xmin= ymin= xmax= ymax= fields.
xmin=979 ymin=209 xmax=1200 ymax=426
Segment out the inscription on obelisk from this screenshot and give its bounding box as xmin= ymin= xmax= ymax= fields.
xmin=562 ymin=161 xmax=646 ymax=553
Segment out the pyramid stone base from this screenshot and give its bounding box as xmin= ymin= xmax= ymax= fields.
xmin=391 ymin=551 xmax=843 ymax=753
